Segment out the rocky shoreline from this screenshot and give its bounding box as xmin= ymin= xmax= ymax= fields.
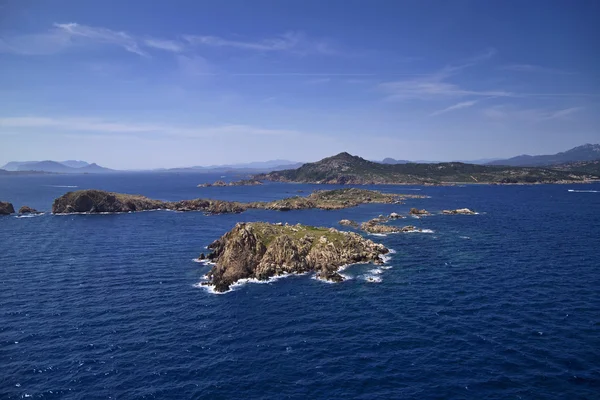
xmin=51 ymin=188 xmax=424 ymax=215
xmin=198 ymin=222 xmax=389 ymax=292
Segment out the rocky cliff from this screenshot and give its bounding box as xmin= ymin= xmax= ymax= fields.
xmin=0 ymin=201 xmax=15 ymax=215
xmin=201 ymin=222 xmax=389 ymax=292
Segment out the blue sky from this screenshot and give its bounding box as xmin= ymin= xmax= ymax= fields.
xmin=1 ymin=0 xmax=599 ymax=169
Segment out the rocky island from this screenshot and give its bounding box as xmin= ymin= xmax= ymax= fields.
xmin=198 ymin=179 xmax=263 ymax=187
xmin=51 ymin=188 xmax=423 ymax=215
xmin=442 ymin=208 xmax=477 ymax=215
xmin=0 ymin=201 xmax=15 ymax=215
xmin=254 ymin=152 xmax=599 ymax=185
xmin=18 ymin=206 xmax=42 ymax=215
xmin=199 ymin=222 xmax=389 ymax=292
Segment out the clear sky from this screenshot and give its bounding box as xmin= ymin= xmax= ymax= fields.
xmin=1 ymin=0 xmax=599 ymax=169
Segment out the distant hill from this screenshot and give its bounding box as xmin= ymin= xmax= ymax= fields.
xmin=2 ymin=160 xmax=114 ymax=174
xmin=254 ymin=152 xmax=599 ymax=185
xmin=488 ymin=144 xmax=600 ymax=167
xmin=379 ymin=157 xmax=501 ymax=165
xmin=188 ymin=159 xmax=302 ymax=171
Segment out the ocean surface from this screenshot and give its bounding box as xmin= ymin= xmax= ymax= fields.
xmin=1 ymin=173 xmax=599 ymax=399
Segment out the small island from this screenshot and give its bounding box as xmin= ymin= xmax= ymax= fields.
xmin=199 ymin=222 xmax=389 ymax=292
xmin=198 ymin=179 xmax=263 ymax=187
xmin=51 ymin=188 xmax=425 ymax=214
xmin=18 ymin=206 xmax=42 ymax=215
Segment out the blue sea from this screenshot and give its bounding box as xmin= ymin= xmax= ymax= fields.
xmin=1 ymin=173 xmax=599 ymax=399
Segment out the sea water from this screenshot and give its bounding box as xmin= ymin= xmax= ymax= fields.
xmin=1 ymin=173 xmax=599 ymax=399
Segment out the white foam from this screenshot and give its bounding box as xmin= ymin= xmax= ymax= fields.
xmin=568 ymin=189 xmax=599 ymax=193
xmin=368 ymin=233 xmax=388 ymax=237
xmin=45 ymin=185 xmax=78 ymax=188
xmin=363 ymin=275 xmax=382 ymax=283
xmin=403 ymin=228 xmax=435 ymax=234
xmin=369 ymin=268 xmax=384 ymax=275
xmin=196 ymin=271 xmax=310 ymax=294
xmin=192 ymin=258 xmax=214 ymax=264
xmin=15 ymin=213 xmax=44 ymax=218
xmin=459 ymin=236 xmax=471 ymax=240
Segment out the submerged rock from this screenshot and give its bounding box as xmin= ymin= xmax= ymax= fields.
xmin=442 ymin=208 xmax=477 ymax=215
xmin=202 ymin=222 xmax=389 ymax=292
xmin=18 ymin=206 xmax=42 ymax=215
xmin=0 ymin=201 xmax=15 ymax=215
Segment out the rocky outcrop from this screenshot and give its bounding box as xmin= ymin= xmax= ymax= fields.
xmin=442 ymin=208 xmax=477 ymax=215
xmin=198 ymin=179 xmax=263 ymax=188
xmin=52 ymin=190 xmax=168 ymax=213
xmin=51 ymin=188 xmax=418 ymax=215
xmin=389 ymin=212 xmax=404 ymax=219
xmin=339 ymin=219 xmax=358 ymax=227
xmin=409 ymin=208 xmax=430 ymax=216
xmin=229 ymin=179 xmax=263 ymax=186
xmin=201 ymin=222 xmax=389 ymax=292
xmin=169 ymin=199 xmax=247 ymax=214
xmin=18 ymin=206 xmax=41 ymax=215
xmin=0 ymin=201 xmax=15 ymax=215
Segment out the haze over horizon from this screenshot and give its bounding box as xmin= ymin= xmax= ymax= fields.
xmin=1 ymin=0 xmax=599 ymax=169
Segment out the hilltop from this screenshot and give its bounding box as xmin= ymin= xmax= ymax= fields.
xmin=254 ymin=152 xmax=599 ymax=185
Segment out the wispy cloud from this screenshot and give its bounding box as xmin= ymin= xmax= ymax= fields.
xmin=54 ymin=23 xmax=148 ymax=56
xmin=0 ymin=116 xmax=299 ymax=138
xmin=378 ymin=49 xmax=511 ymax=101
xmin=183 ymin=31 xmax=338 ymax=55
xmin=144 ymin=38 xmax=185 ymax=53
xmin=500 ymin=64 xmax=573 ymax=74
xmin=1 ymin=23 xmax=339 ymax=60
xmin=430 ymin=100 xmax=479 ymax=116
xmin=483 ymin=105 xmax=583 ymax=121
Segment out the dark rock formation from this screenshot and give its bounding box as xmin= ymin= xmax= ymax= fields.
xmin=18 ymin=206 xmax=41 ymax=215
xmin=442 ymin=208 xmax=477 ymax=215
xmin=201 ymin=222 xmax=389 ymax=292
xmin=0 ymin=201 xmax=15 ymax=215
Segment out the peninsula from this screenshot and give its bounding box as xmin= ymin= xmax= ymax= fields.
xmin=199 ymin=222 xmax=389 ymax=292
xmin=254 ymin=152 xmax=599 ymax=185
